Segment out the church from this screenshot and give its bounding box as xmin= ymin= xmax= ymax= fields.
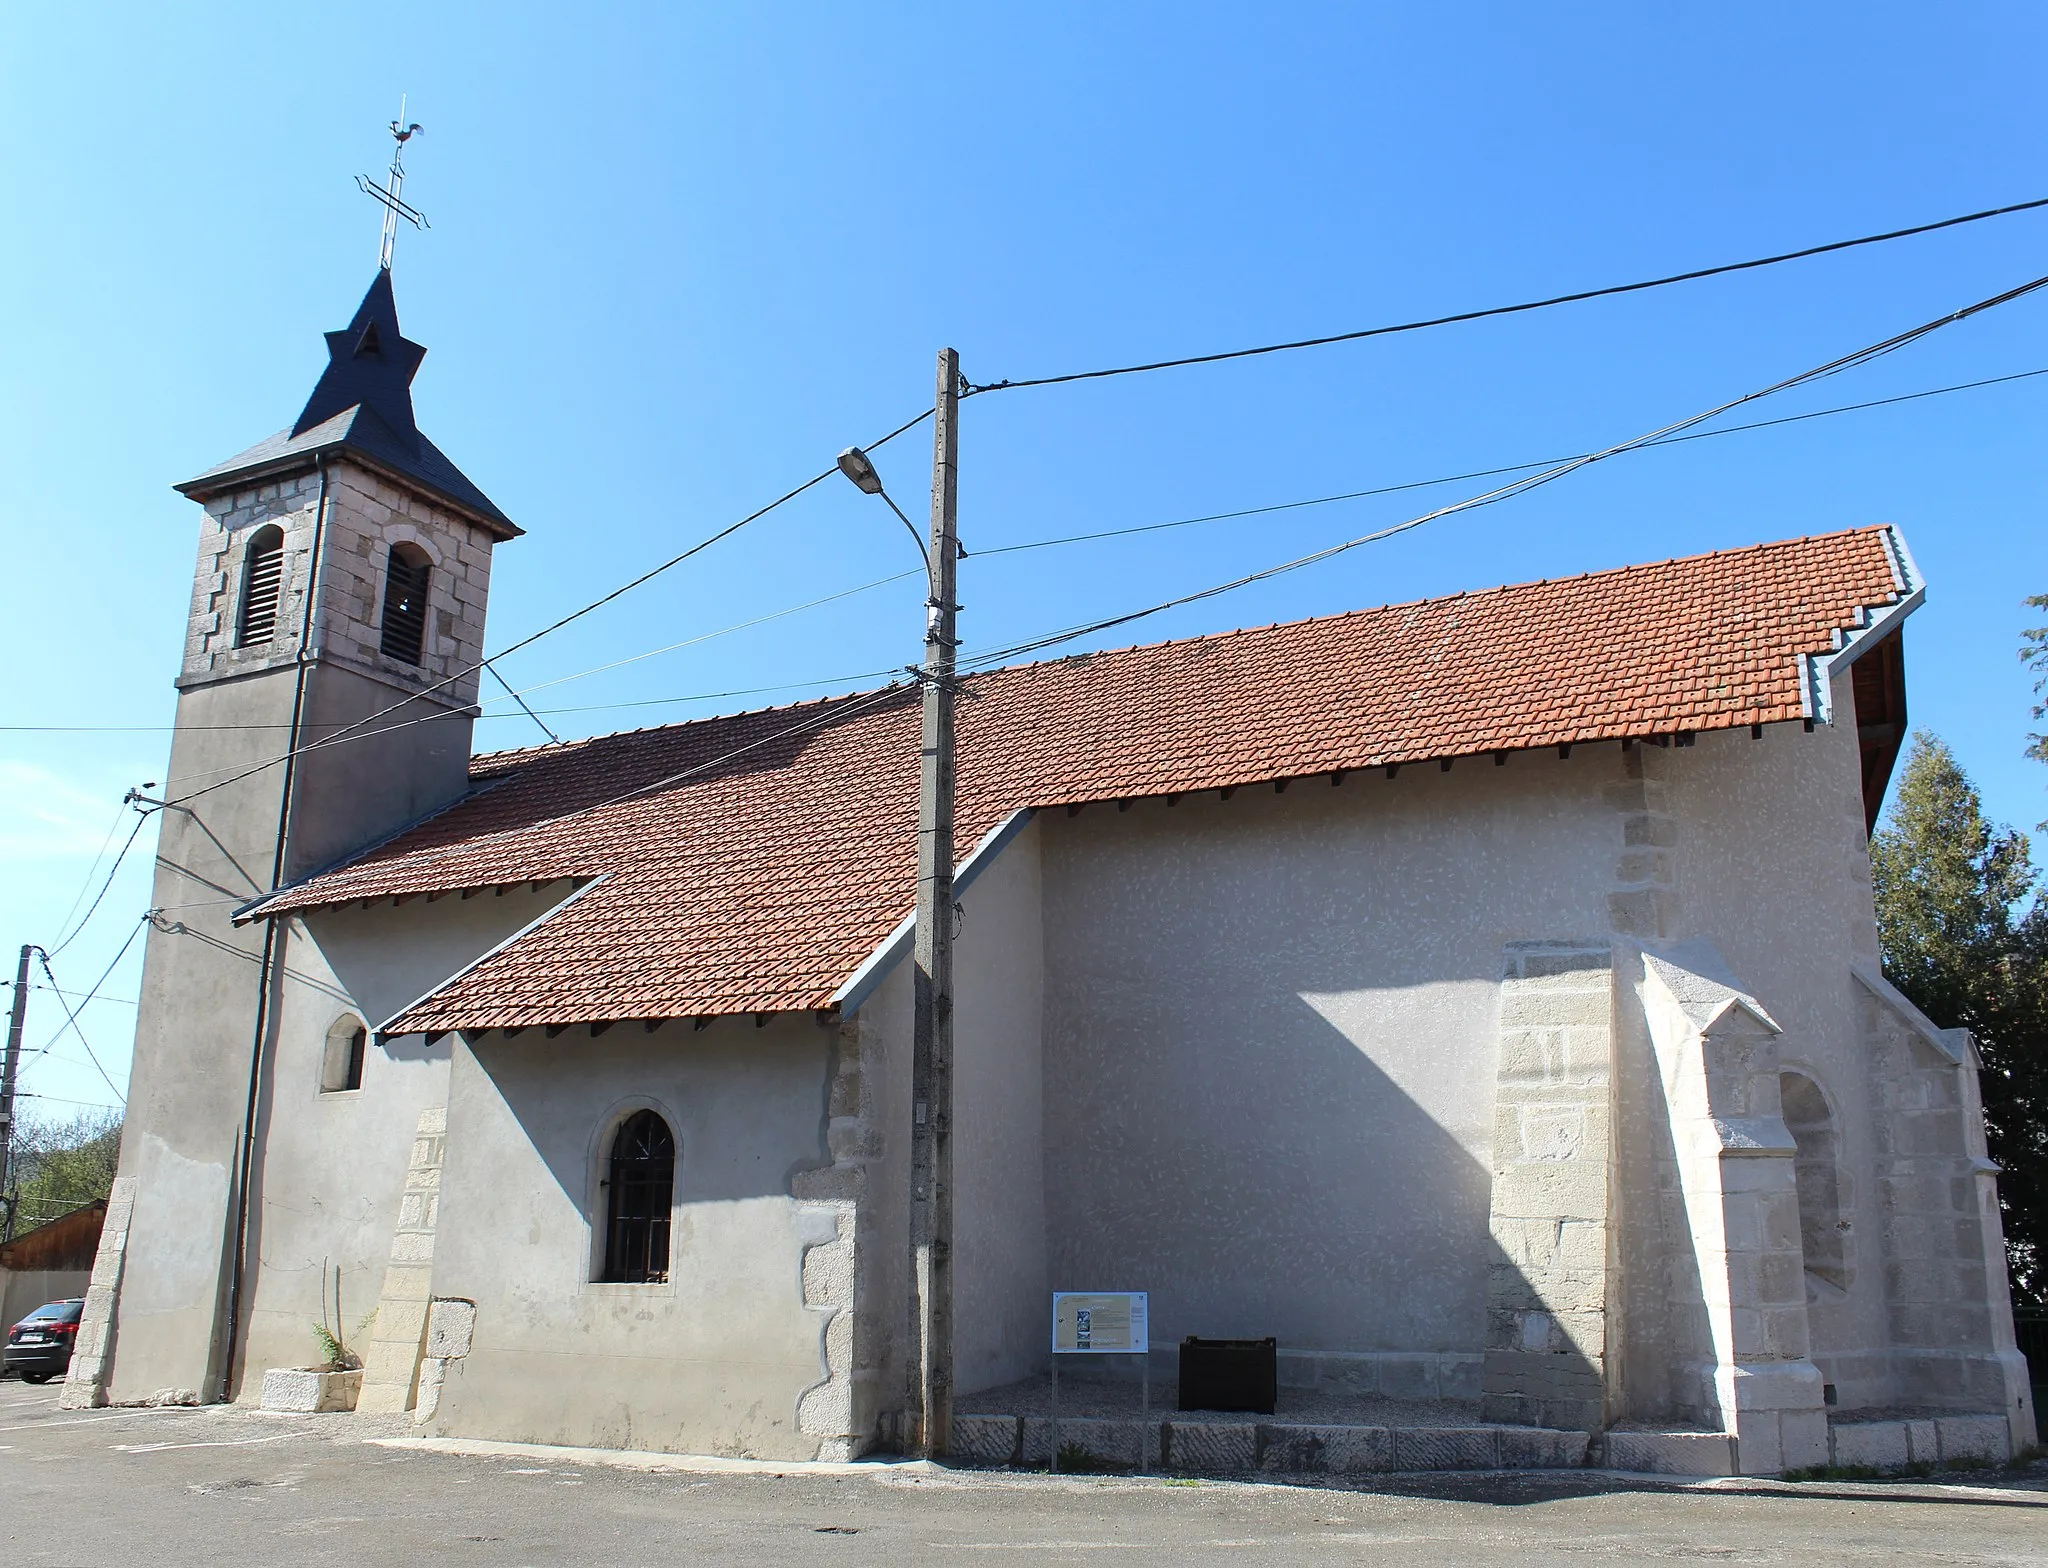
xmin=65 ymin=266 xmax=2036 ymax=1478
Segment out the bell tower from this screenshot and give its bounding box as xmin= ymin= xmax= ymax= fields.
xmin=80 ymin=267 xmax=520 ymax=1407
xmin=171 ymin=268 xmax=521 ymax=875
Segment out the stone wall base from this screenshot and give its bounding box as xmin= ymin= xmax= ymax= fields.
xmin=1599 ymin=1413 xmax=2015 ymax=1477
xmin=948 ymin=1414 xmax=1589 ymax=1474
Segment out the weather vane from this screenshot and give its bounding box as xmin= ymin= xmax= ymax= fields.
xmin=354 ymin=98 xmax=428 ymax=270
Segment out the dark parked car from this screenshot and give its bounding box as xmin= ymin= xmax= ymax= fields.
xmin=5 ymin=1298 xmax=84 ymax=1384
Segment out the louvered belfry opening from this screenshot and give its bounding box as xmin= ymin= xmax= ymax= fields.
xmin=603 ymin=1110 xmax=676 ymax=1283
xmin=379 ymin=543 xmax=432 ymax=664
xmin=236 ymin=525 xmax=286 ymax=647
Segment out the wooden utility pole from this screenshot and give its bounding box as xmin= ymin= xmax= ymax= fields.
xmin=1 ymin=945 xmax=31 ymax=1241
xmin=908 ymin=348 xmax=961 ymax=1458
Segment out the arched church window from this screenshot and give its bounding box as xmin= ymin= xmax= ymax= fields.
xmin=602 ymin=1110 xmax=676 ymax=1283
xmin=321 ymin=1015 xmax=367 ymax=1094
xmin=379 ymin=543 xmax=432 ymax=665
xmin=236 ymin=525 xmax=286 ymax=647
xmin=1780 ymin=1071 xmax=1848 ymax=1292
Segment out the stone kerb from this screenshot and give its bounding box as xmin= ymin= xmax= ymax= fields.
xmin=1480 ymin=943 xmax=1617 ymax=1433
xmin=1640 ymin=945 xmax=1828 ymax=1474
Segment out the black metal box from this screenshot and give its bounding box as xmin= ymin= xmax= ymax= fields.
xmin=1177 ymin=1336 xmax=1277 ymax=1414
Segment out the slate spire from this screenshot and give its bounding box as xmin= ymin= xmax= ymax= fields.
xmin=291 ymin=268 xmax=428 ymax=450
xmin=178 ymin=267 xmax=519 ymax=537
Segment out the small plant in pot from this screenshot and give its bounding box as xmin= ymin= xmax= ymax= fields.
xmin=311 ymin=1321 xmax=362 ymax=1373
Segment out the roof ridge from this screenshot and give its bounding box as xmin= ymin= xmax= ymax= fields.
xmin=466 ymin=526 xmax=1896 ymax=769
xmin=970 ymin=523 xmax=1896 ymax=677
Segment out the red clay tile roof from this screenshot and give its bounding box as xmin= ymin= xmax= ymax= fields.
xmin=250 ymin=525 xmax=1912 ymax=1031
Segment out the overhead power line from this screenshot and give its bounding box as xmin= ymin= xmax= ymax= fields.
xmin=31 ymin=933 xmax=140 ymax=1105
xmin=482 ymin=669 xmax=903 ymax=724
xmin=485 ymin=661 xmax=558 ymax=744
xmin=8 ymin=361 xmax=2045 ymax=741
xmin=0 ymin=980 xmax=142 ymax=1009
xmin=240 ymin=265 xmax=2048 ymax=900
xmin=138 ymin=563 xmax=933 ymax=792
xmin=15 ymin=1091 xmax=127 ymax=1113
xmin=965 ymin=194 xmax=2048 ymax=394
xmin=45 ymin=806 xmax=155 ymax=960
xmin=244 ymin=680 xmax=924 ymax=923
xmin=960 ymin=265 xmax=2048 ymax=671
xmin=977 ymin=365 xmax=2048 ymax=559
xmin=163 ymin=406 xmax=934 ymax=809
xmin=50 ymin=800 xmax=131 ymax=935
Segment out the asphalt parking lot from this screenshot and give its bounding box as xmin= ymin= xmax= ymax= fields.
xmin=2 ymin=1379 xmax=2045 ymax=1566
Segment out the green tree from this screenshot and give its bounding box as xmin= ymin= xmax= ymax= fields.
xmin=1871 ymin=732 xmax=2048 ymax=1310
xmin=2025 ymin=593 xmax=2047 ymax=776
xmin=4 ymin=1107 xmax=122 ymax=1239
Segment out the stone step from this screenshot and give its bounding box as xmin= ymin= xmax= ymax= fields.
xmin=950 ymin=1414 xmax=1589 ymax=1475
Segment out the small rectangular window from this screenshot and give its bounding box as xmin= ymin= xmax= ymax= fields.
xmin=322 ymin=1019 xmax=367 ymax=1094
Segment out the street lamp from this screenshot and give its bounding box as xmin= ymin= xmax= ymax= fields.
xmin=834 ymin=353 xmax=962 ymax=1461
xmin=837 ymin=446 xmax=929 ymax=569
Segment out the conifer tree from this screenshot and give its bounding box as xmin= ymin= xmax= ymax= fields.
xmin=1871 ymin=732 xmax=2048 ymax=1310
xmin=2024 ymin=593 xmax=2047 ymax=780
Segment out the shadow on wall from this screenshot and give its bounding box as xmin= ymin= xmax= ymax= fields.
xmin=462 ymin=1025 xmax=834 ymax=1215
xmin=1042 ymin=979 xmax=1606 ymax=1415
xmin=1037 ymin=795 xmax=1601 ymax=1413
xmin=1045 ymin=984 xmax=1498 ymax=1354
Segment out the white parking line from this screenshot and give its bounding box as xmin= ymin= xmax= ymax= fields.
xmin=116 ymin=1433 xmax=294 ymax=1454
xmin=0 ymin=1408 xmax=192 ymax=1435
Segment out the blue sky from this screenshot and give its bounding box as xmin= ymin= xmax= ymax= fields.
xmin=3 ymin=3 xmax=2044 ymax=1122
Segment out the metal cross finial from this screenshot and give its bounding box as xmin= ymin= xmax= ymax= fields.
xmin=355 ymin=98 xmax=429 ymax=270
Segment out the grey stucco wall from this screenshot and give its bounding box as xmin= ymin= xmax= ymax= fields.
xmin=1036 ymin=762 xmax=1622 ymax=1358
xmin=1656 ymin=675 xmax=1894 ymax=1411
xmin=853 ymin=958 xmax=913 ymax=1445
xmin=425 ymin=1017 xmax=840 ymax=1458
xmin=232 ymin=889 xmax=572 ymax=1388
xmin=108 ymin=458 xmax=500 ymax=1403
xmin=950 ymin=817 xmax=1048 ymax=1398
xmin=115 ymin=670 xmax=304 ymax=1402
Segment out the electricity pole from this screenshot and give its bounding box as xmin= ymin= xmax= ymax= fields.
xmin=2 ymin=945 xmax=31 ymax=1242
xmin=909 ymin=348 xmax=961 ymax=1458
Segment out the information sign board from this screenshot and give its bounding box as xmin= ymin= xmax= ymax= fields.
xmin=1051 ymin=1291 xmax=1148 ymax=1354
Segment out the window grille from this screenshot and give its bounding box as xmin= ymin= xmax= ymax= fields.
xmin=236 ymin=526 xmax=286 ymax=647
xmin=603 ymin=1110 xmax=676 ymax=1283
xmin=380 ymin=545 xmax=432 ymax=664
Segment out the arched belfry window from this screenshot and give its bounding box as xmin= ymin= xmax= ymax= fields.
xmin=379 ymin=543 xmax=432 ymax=665
xmin=236 ymin=525 xmax=286 ymax=647
xmin=602 ymin=1110 xmax=675 ymax=1283
xmin=1781 ymin=1071 xmax=1848 ymax=1292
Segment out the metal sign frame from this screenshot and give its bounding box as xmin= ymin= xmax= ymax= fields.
xmin=1048 ymin=1292 xmax=1150 ymax=1474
